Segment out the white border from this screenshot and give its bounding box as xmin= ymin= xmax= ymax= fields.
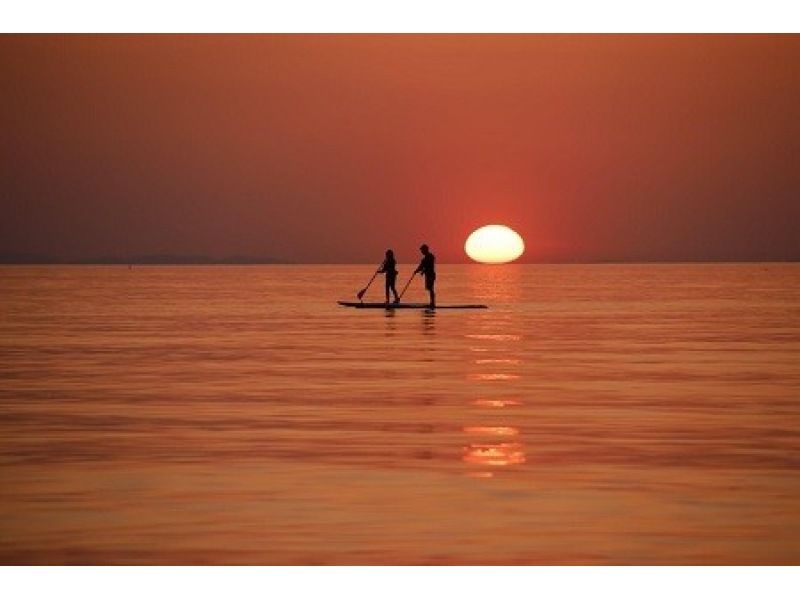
xmin=2 ymin=566 xmax=799 ymax=598
xmin=1 ymin=1 xmax=799 ymax=33
xmin=2 ymin=0 xmax=799 ymax=592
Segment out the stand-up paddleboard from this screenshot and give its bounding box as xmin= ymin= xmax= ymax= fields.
xmin=338 ymin=301 xmax=487 ymax=309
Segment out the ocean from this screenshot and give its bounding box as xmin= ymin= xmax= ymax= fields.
xmin=0 ymin=264 xmax=798 ymax=564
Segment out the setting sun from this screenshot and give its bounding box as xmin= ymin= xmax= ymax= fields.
xmin=465 ymin=225 xmax=525 ymax=264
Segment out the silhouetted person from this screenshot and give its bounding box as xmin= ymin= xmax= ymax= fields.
xmin=379 ymin=249 xmax=400 ymax=304
xmin=414 ymin=244 xmax=436 ymax=308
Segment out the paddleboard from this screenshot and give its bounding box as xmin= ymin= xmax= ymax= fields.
xmin=338 ymin=301 xmax=487 ymax=309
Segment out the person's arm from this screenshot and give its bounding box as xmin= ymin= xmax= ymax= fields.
xmin=378 ymin=260 xmax=386 ymax=273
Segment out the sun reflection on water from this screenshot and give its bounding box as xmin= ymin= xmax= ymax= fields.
xmin=463 ymin=426 xmax=519 ymax=436
xmin=467 ymin=263 xmax=524 ymax=303
xmin=473 ymin=358 xmax=522 ymax=365
xmin=465 ymin=334 xmax=522 ymax=342
xmin=462 ymin=294 xmax=526 ymax=478
xmin=463 ymin=443 xmax=527 ymax=467
xmin=471 ymin=398 xmax=523 ymax=408
xmin=468 ymin=373 xmax=521 ymax=381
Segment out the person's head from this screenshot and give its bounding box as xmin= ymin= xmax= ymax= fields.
xmin=385 ymin=249 xmax=394 ymax=259
xmin=420 ymin=244 xmax=429 ymax=255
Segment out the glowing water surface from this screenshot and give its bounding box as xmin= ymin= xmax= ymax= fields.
xmin=0 ymin=264 xmax=798 ymax=564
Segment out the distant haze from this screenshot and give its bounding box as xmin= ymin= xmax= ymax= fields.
xmin=1 ymin=35 xmax=799 ymax=263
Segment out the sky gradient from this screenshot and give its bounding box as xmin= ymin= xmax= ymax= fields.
xmin=1 ymin=34 xmax=799 ymax=263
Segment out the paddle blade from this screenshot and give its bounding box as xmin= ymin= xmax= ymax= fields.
xmin=356 ymin=288 xmax=367 ymax=300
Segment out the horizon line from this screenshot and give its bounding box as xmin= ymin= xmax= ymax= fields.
xmin=1 ymin=259 xmax=798 ymax=266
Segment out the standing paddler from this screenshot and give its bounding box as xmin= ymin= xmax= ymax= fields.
xmin=378 ymin=249 xmax=400 ymax=304
xmin=414 ymin=244 xmax=436 ymax=308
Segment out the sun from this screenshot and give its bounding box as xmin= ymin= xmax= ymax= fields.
xmin=465 ymin=224 xmax=525 ymax=264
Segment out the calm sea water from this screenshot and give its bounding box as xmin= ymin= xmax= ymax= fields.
xmin=0 ymin=264 xmax=798 ymax=564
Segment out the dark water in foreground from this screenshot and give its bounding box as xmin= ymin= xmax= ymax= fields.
xmin=0 ymin=264 xmax=798 ymax=564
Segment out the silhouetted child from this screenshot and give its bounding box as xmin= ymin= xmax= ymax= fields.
xmin=379 ymin=249 xmax=400 ymax=304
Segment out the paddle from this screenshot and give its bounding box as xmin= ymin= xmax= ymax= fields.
xmin=397 ymin=271 xmax=417 ymax=301
xmin=356 ymin=266 xmax=381 ymax=301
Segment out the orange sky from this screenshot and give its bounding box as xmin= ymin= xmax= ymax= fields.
xmin=1 ymin=34 xmax=798 ymax=262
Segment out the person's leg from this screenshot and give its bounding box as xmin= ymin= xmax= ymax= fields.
xmin=385 ymin=277 xmax=390 ymax=303
xmin=427 ymin=277 xmax=436 ymax=308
